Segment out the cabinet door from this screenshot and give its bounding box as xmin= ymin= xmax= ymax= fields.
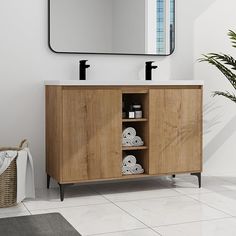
xmin=62 ymin=88 xmax=122 ymax=182
xmin=149 ymin=88 xmax=202 ymax=175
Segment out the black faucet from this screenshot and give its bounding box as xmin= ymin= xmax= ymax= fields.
xmin=79 ymin=60 xmax=90 ymax=80
xmin=145 ymin=61 xmax=158 ymax=80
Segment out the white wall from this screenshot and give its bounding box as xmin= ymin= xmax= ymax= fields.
xmin=194 ymin=0 xmax=236 ymax=176
xmin=0 ymin=0 xmax=236 ymax=188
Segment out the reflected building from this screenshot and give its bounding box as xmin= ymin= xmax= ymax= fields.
xmin=156 ymin=0 xmax=175 ymax=54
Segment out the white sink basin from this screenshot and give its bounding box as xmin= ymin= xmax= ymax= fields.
xmin=44 ymin=80 xmax=204 ymax=86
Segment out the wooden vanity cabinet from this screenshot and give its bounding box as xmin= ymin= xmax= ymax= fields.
xmin=62 ymin=88 xmax=122 ymax=181
xmin=46 ymin=86 xmax=122 ymax=185
xmin=46 ymin=85 xmax=203 ymax=201
xmin=149 ymin=87 xmax=202 ymax=175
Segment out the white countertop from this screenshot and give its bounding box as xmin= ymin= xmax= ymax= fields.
xmin=44 ymin=80 xmax=204 ymax=86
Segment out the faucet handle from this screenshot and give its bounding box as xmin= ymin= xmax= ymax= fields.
xmin=145 ymin=61 xmax=158 ymax=69
xmin=146 ymin=61 xmax=155 ymax=64
xmin=80 ymin=60 xmax=88 ymax=64
xmin=146 ymin=61 xmax=158 ymax=68
xmin=80 ymin=60 xmax=90 ymax=68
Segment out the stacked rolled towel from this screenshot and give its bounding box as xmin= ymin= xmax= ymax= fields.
xmin=122 ymin=155 xmax=144 ymax=175
xmin=122 ymin=127 xmax=144 ymax=147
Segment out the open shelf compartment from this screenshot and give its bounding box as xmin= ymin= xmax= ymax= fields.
xmin=121 ymin=90 xmax=149 ymax=176
xmin=122 ymin=149 xmax=149 ymax=176
xmin=122 ymin=93 xmax=149 ymax=120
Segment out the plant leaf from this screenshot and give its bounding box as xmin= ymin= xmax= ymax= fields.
xmin=199 ymin=54 xmax=236 ymax=90
xmin=228 ymin=30 xmax=236 ymax=48
xmin=199 ymin=30 xmax=236 ymax=104
xmin=213 ymin=91 xmax=236 ymax=103
xmin=207 ymin=53 xmax=236 ymax=71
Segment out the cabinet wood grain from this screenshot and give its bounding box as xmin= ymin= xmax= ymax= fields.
xmin=46 ymin=86 xmax=63 ymax=182
xmin=46 ymin=85 xmax=203 ymax=189
xmin=62 ymin=88 xmax=122 ymax=181
xmin=149 ymin=88 xmax=202 ymax=174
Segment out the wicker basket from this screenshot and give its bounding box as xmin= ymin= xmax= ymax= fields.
xmin=0 ymin=140 xmax=28 ymax=208
xmin=0 ymin=159 xmax=17 ymax=207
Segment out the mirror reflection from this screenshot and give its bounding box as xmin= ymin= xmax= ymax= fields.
xmin=49 ymin=0 xmax=175 ymax=55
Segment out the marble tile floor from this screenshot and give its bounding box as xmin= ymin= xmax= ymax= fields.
xmin=1 ymin=175 xmax=236 ymax=235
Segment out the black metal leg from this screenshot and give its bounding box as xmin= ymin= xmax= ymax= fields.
xmin=172 ymin=175 xmax=176 ymax=178
xmin=191 ymin=173 xmax=201 ymax=188
xmin=59 ymin=183 xmax=65 ymax=201
xmin=47 ymin=174 xmax=50 ymax=189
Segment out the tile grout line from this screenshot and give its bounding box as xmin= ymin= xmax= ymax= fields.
xmin=88 ymin=181 xmax=229 ymax=235
xmin=152 ymin=216 xmax=234 ymax=229
xmin=83 ymin=227 xmax=151 ymax=236
xmin=217 ymin=178 xmax=236 ymax=186
xmin=87 ymin=178 xmax=235 ymax=233
xmin=88 ymin=185 xmax=163 ymax=236
xmin=24 ymin=192 xmax=157 ymax=236
xmin=24 ymin=185 xmax=121 ymax=212
xmin=26 ymin=178 xmax=235 ymax=233
xmin=27 ymin=202 xmax=122 ymax=213
xmin=160 ymin=177 xmax=235 ymax=195
xmin=184 ymin=194 xmax=234 ymax=217
xmin=87 ymin=182 xmax=230 ymax=204
xmin=169 ymin=178 xmax=235 ymax=215
xmin=88 ymin=184 xmax=235 ymax=230
xmin=90 ymin=193 xmax=185 ymax=204
xmin=111 ymin=200 xmax=163 ymax=236
xmin=148 ymin=177 xmax=213 ymax=196
xmin=87 ymin=180 xmax=187 ymax=203
xmin=158 ymin=177 xmax=236 ymax=197
xmin=104 ymin=196 xmax=233 ymax=233
xmin=91 ymin=179 xmax=236 ymax=222
xmin=177 ymin=188 xmax=236 ymax=196
xmin=22 ymin=202 xmax=32 ymax=215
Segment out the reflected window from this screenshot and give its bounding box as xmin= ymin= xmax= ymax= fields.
xmin=156 ymin=0 xmax=165 ymax=54
xmin=156 ymin=0 xmax=175 ymax=54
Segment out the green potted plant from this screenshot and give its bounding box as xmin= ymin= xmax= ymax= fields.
xmin=199 ymin=30 xmax=236 ymax=103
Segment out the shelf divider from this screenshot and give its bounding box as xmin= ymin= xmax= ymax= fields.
xmin=122 ymin=146 xmax=148 ymax=151
xmin=122 ymin=173 xmax=149 ymax=178
xmin=122 ymin=118 xmax=148 ymax=122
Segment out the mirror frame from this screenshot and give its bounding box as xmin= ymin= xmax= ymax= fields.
xmin=48 ymin=0 xmax=175 ymax=56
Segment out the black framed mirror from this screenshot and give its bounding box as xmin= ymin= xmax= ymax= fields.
xmin=48 ymin=0 xmax=175 ymax=56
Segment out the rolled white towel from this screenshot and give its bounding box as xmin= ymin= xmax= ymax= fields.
xmin=123 ymin=155 xmax=136 ymax=167
xmin=122 ymin=127 xmax=136 ymax=139
xmin=131 ymin=164 xmax=144 ymax=174
xmin=131 ymin=136 xmax=144 ymax=146
xmin=122 ymin=166 xmax=133 ymax=175
xmin=122 ymin=137 xmax=132 ymax=147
